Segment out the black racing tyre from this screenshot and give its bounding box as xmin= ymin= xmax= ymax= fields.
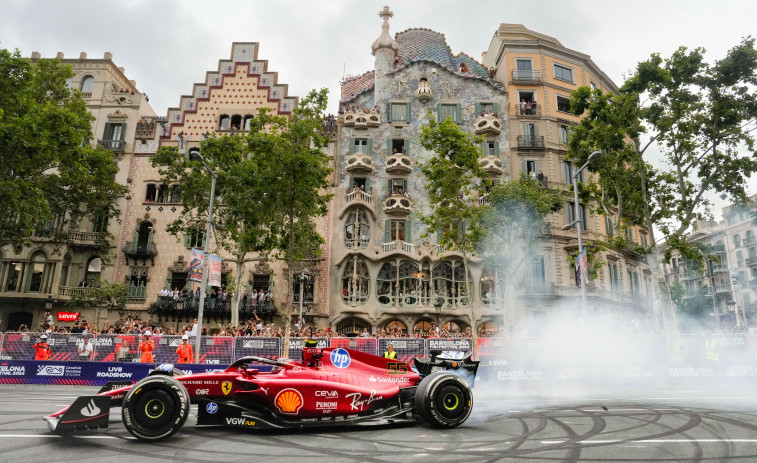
xmin=121 ymin=375 xmax=190 ymax=441
xmin=414 ymin=371 xmax=473 ymax=428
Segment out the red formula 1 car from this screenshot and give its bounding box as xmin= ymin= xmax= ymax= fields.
xmin=44 ymin=343 xmax=479 ymax=441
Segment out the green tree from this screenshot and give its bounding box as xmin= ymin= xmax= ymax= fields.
xmin=569 ymin=38 xmax=757 ymax=356
xmin=418 ymin=112 xmax=489 ymax=357
xmin=67 ymin=279 xmax=128 ymax=326
xmin=477 ymin=174 xmax=563 ymax=331
xmin=0 ymin=47 xmax=126 ymax=253
xmin=152 ymin=134 xmax=281 ymax=329
xmin=247 ymin=89 xmax=332 ymax=357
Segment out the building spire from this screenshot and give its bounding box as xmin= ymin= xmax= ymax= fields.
xmin=371 ymin=6 xmax=399 ymax=57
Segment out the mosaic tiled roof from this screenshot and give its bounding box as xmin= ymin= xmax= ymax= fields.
xmin=395 ymin=28 xmax=491 ymax=79
xmin=340 ymin=70 xmax=375 ymax=102
xmin=340 ymin=28 xmax=497 ymax=103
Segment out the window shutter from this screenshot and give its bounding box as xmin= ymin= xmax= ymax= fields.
xmin=131 ymin=229 xmax=139 ymax=252
xmin=387 ymin=138 xmax=393 ymax=155
xmin=165 ymin=279 xmax=172 ymax=290
xmin=437 ymin=229 xmax=443 ymax=244
xmin=349 ymin=138 xmax=356 ymax=154
xmin=493 ymin=103 xmax=501 ymax=114
xmin=403 ymin=138 xmax=409 ymax=152
xmin=119 ymin=122 xmax=127 ymax=141
xmin=522 ymin=160 xmax=528 ymax=175
xmin=401 ymin=179 xmax=408 ymax=190
xmin=384 ymin=220 xmax=391 ymax=243
xmin=405 ymin=219 xmax=411 ymax=243
xmin=365 ymin=177 xmax=372 ymax=191
xmin=566 ymin=203 xmax=573 ymax=223
xmin=493 ymin=141 xmax=500 ymax=157
xmin=184 ymin=233 xmax=191 ymax=248
xmin=387 ymin=103 xmax=392 ymax=121
xmin=405 ymin=102 xmax=411 ymax=122
xmin=388 ymin=179 xmax=394 ymax=193
xmin=535 ymin=160 xmax=540 ymax=173
xmin=103 ymin=122 xmax=112 ymax=140
xmin=147 ymin=229 xmax=154 ymax=247
xmin=366 ymin=138 xmax=373 ymax=155
xmin=455 ymin=104 xmax=462 ymax=123
xmin=435 ymin=103 xmax=441 ymax=122
xmin=474 ymin=103 xmax=481 ymax=116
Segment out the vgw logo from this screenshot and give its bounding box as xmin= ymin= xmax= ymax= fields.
xmin=330 ymin=348 xmax=351 ymax=369
xmin=206 ymin=402 xmax=219 ymax=414
xmin=37 ymin=365 xmax=65 ymax=376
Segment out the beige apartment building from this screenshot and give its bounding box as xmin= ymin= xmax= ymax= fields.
xmin=0 ymin=51 xmax=156 ymax=331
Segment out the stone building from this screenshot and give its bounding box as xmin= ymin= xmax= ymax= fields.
xmin=0 ymin=52 xmax=156 ymax=331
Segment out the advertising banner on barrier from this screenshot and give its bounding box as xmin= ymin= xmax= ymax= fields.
xmin=233 ymin=336 xmax=281 ymax=361
xmin=427 ymin=338 xmax=473 ymax=352
xmin=378 ymin=338 xmax=425 ymax=362
xmin=330 ymin=337 xmax=378 ymax=356
xmin=287 ymin=337 xmax=329 ymax=361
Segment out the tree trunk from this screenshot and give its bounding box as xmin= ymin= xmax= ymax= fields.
xmin=230 ymin=253 xmax=245 ymax=329
xmin=461 ymin=253 xmax=479 ymax=360
xmin=282 ymin=212 xmax=295 ymax=359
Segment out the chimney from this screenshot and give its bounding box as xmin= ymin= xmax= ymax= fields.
xmin=129 ymin=79 xmax=137 ymax=87
xmin=56 ymin=52 xmax=64 ymax=59
xmin=79 ymin=52 xmax=87 ymax=59
xmin=31 ymin=51 xmax=41 ymax=59
xmin=118 ymin=67 xmax=125 ymax=74
xmin=104 ymin=52 xmax=113 ymax=60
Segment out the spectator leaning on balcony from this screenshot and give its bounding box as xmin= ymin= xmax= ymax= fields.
xmin=34 ymin=334 xmax=51 ymax=360
xmin=77 ymin=334 xmax=94 ymax=361
xmin=176 ymin=335 xmax=193 ymax=363
xmin=139 ymin=330 xmax=155 ymax=363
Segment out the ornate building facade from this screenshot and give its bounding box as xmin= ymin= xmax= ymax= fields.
xmin=0 ymin=51 xmax=156 ymax=330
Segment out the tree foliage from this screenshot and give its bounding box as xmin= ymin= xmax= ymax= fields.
xmin=419 ymin=112 xmax=489 ymax=354
xmin=67 ymin=279 xmax=128 ymax=311
xmin=0 ymin=47 xmax=126 ymax=252
xmin=477 ymin=174 xmax=563 ymax=328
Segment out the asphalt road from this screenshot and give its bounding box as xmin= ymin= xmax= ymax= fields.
xmin=2 ymin=383 xmax=757 ymax=462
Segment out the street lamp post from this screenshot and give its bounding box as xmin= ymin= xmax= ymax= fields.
xmin=562 ymin=150 xmax=601 ymax=318
xmin=189 ymin=149 xmax=217 ymax=364
xmin=45 ymin=295 xmax=54 ymax=312
xmin=433 ymin=297 xmax=443 ymax=335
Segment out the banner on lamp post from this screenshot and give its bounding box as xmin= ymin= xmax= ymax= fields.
xmin=575 ymin=249 xmax=589 ymax=287
xmin=188 ymin=248 xmax=204 ymax=282
xmin=209 ymin=254 xmax=222 ymax=287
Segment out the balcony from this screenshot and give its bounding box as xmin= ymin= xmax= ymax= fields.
xmin=385 ymin=152 xmax=412 ymax=174
xmin=346 ymin=188 xmax=373 ymax=205
xmin=122 ymin=240 xmax=158 ymax=265
xmin=98 ymin=139 xmax=126 ymax=154
xmin=57 ymin=286 xmax=96 ymax=298
xmin=517 ymin=135 xmax=545 ymax=149
xmin=340 ymin=109 xmax=380 ymax=129
xmin=345 ymin=152 xmax=374 ymax=173
xmin=382 ymin=240 xmax=415 ymax=253
xmin=478 ymin=193 xmax=489 ymax=205
xmin=473 ymin=115 xmax=502 ymax=136
xmin=515 ymin=103 xmax=540 ymax=117
xmin=150 ymin=296 xmax=277 ymax=317
xmin=512 ymin=69 xmax=541 ymax=83
xmin=68 ymin=231 xmax=108 ymax=247
xmin=383 ymin=194 xmax=412 ymax=215
xmin=747 ymin=257 xmax=757 ymax=267
xmin=479 ymin=156 xmax=504 ymax=175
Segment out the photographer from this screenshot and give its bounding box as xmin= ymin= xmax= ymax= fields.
xmin=77 ymin=334 xmax=94 ymax=361
xmin=33 ymin=334 xmax=51 ymax=360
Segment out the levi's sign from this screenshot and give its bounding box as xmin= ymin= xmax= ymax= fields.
xmin=57 ymin=312 xmax=80 ymax=322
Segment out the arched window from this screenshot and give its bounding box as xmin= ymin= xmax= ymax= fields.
xmin=432 ymin=260 xmax=470 ymax=308
xmin=345 ymin=209 xmax=370 ymax=249
xmin=80 ymin=75 xmax=94 ymax=94
xmin=219 ymin=115 xmax=230 ymax=130
xmin=414 ymin=320 xmax=434 ymax=336
xmin=230 ymin=115 xmax=242 ymax=130
xmin=336 ymin=317 xmax=371 ymax=336
xmin=377 ymin=261 xmax=397 ymax=306
xmin=383 ymin=320 xmax=407 ymax=335
xmin=138 ymin=222 xmax=153 ymax=247
xmin=442 ymin=320 xmax=465 ymax=336
xmin=478 ymin=321 xmax=499 ymax=337
xmin=27 ymin=252 xmax=47 ymax=293
xmin=86 ymin=256 xmax=102 ymax=287
xmin=480 ymin=266 xmax=506 ymax=306
xmin=377 ymin=259 xmax=421 ymax=308
xmin=419 ymin=261 xmax=431 ymax=307
xmin=342 ymin=256 xmax=369 ymax=306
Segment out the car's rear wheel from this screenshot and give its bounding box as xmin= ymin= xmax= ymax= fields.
xmin=121 ymin=375 xmax=189 ymax=441
xmin=414 ymin=372 xmax=472 ymax=428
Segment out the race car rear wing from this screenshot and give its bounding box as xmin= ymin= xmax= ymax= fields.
xmin=413 ymin=349 xmax=479 ymax=383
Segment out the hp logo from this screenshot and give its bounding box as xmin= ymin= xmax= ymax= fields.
xmin=206 ymin=402 xmax=219 ymax=414
xmin=330 ymin=348 xmax=351 ymax=369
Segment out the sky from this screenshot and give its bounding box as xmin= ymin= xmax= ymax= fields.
xmin=2 ymin=0 xmax=756 ymax=219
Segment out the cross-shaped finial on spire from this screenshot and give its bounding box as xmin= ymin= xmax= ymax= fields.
xmin=379 ymin=6 xmax=393 ymax=21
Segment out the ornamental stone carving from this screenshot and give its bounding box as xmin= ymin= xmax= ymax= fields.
xmin=385 ymin=152 xmax=412 ymax=174
xmin=474 ymin=115 xmax=502 ymax=136
xmin=479 ymin=155 xmax=504 ymax=175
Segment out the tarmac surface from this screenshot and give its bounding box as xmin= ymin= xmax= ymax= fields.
xmin=2 ymin=383 xmax=757 ymax=462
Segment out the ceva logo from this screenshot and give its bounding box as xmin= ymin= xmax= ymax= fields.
xmin=206 ymin=402 xmax=218 ymax=414
xmin=330 ymin=348 xmax=351 ymax=369
xmin=37 ymin=365 xmax=65 ymax=376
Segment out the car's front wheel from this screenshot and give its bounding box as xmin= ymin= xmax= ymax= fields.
xmin=414 ymin=372 xmax=473 ymax=428
xmin=121 ymin=375 xmax=190 ymax=441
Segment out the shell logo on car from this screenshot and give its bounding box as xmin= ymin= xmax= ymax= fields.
xmin=275 ymin=388 xmax=303 ymax=414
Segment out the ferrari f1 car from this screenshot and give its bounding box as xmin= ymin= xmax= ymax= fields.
xmin=44 ymin=343 xmax=479 ymax=441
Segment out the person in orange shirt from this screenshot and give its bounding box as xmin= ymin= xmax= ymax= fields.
xmin=176 ymin=335 xmax=193 ymax=363
xmin=33 ymin=334 xmax=50 ymax=360
xmin=139 ymin=330 xmax=155 ymax=363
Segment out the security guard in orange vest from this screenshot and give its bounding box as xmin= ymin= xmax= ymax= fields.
xmin=176 ymin=335 xmax=193 ymax=363
xmin=139 ymin=330 xmax=155 ymax=363
xmin=33 ymin=334 xmax=51 ymax=360
xmin=384 ymin=343 xmax=397 ymax=359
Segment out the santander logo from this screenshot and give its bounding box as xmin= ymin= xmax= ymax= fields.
xmin=80 ymin=399 xmax=101 ymax=417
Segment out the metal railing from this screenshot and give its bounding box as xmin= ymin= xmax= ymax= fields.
xmin=346 ymin=189 xmax=372 ymax=204
xmin=68 ymin=231 xmax=108 ymax=245
xmin=514 ymin=103 xmax=540 ymax=116
xmin=122 ymin=241 xmax=158 ymax=258
xmin=382 ymin=240 xmax=415 ymax=253
xmin=98 ymin=139 xmax=126 ymax=153
xmin=517 ymin=135 xmax=545 ymax=149
xmin=512 ymin=70 xmax=541 ymax=82
xmin=57 ymin=286 xmax=96 ymax=298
